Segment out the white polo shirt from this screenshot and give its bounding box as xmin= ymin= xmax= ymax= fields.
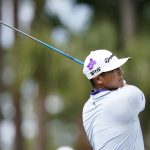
xmin=82 ymin=84 xmax=145 ymax=150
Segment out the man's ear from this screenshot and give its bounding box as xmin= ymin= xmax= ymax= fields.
xmin=94 ymin=75 xmax=103 ymax=85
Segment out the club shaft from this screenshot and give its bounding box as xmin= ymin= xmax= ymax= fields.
xmin=0 ymin=21 xmax=84 ymax=65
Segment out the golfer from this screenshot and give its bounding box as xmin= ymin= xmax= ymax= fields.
xmin=82 ymin=49 xmax=145 ymax=150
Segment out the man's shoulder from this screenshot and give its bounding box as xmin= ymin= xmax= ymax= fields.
xmin=113 ymin=85 xmax=142 ymax=99
xmin=122 ymin=84 xmax=141 ymax=91
xmin=120 ymin=84 xmax=144 ymax=99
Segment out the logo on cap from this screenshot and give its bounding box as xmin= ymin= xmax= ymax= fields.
xmin=104 ymin=54 xmax=114 ymax=63
xmin=90 ymin=67 xmax=101 ymax=76
xmin=87 ymin=58 xmax=96 ymax=70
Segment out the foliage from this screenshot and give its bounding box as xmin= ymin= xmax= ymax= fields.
xmin=1 ymin=0 xmax=150 ymax=149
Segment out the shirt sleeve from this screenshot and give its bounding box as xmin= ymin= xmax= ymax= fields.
xmin=127 ymin=85 xmax=145 ymax=117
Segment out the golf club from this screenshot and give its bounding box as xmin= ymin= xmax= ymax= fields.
xmin=0 ymin=21 xmax=84 ymax=65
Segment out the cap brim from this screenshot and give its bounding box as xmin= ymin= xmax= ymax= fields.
xmin=102 ymin=57 xmax=131 ymax=73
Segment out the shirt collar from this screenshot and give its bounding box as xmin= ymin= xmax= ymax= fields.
xmin=90 ymin=89 xmax=112 ymax=100
xmin=90 ymin=89 xmax=109 ymax=95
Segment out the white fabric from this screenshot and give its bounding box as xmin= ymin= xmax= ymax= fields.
xmin=82 ymin=84 xmax=145 ymax=150
xmin=83 ymin=50 xmax=130 ymax=79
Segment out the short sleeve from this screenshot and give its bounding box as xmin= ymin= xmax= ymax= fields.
xmin=127 ymin=85 xmax=145 ymax=117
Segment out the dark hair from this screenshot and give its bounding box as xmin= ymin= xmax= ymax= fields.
xmin=90 ymin=79 xmax=96 ymax=88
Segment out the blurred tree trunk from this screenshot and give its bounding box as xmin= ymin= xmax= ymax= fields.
xmin=0 ymin=0 xmax=3 ymax=149
xmin=32 ymin=1 xmax=49 ymax=149
xmin=75 ymin=117 xmax=92 ymax=150
xmin=12 ymin=0 xmax=24 ymax=150
xmin=119 ymin=0 xmax=137 ymax=49
xmin=0 ymin=0 xmax=2 ymax=96
xmin=36 ymin=85 xmax=48 ymax=150
xmin=13 ymin=90 xmax=24 ymax=150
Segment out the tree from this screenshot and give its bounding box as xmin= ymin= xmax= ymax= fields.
xmin=0 ymin=0 xmax=4 ymax=149
xmin=12 ymin=0 xmax=24 ymax=150
xmin=119 ymin=0 xmax=137 ymax=49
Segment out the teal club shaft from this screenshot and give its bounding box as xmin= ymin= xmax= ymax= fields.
xmin=0 ymin=21 xmax=84 ymax=65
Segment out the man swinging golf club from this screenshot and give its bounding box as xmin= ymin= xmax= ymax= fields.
xmin=82 ymin=49 xmax=145 ymax=150
xmin=0 ymin=21 xmax=146 ymax=150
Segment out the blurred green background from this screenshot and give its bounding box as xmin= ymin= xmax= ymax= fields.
xmin=0 ymin=0 xmax=150 ymax=150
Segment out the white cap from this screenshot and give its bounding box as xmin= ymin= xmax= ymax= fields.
xmin=83 ymin=49 xmax=130 ymax=79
